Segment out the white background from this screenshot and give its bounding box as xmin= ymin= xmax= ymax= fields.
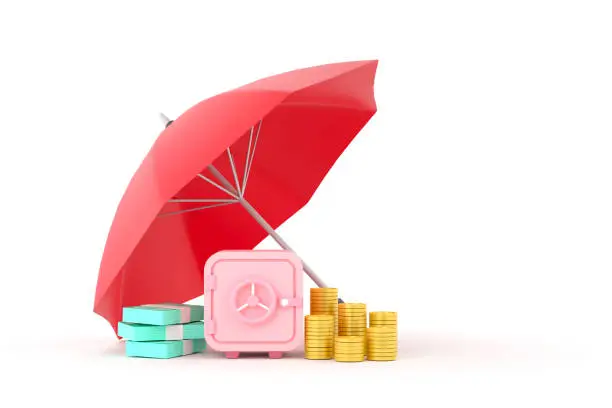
xmin=1 ymin=1 xmax=611 ymax=407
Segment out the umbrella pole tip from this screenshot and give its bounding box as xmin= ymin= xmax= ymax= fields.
xmin=159 ymin=112 xmax=173 ymax=128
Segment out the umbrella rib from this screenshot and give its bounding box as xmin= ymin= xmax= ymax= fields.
xmin=197 ymin=174 xmax=239 ymax=200
xmin=168 ymin=198 xmax=237 ymax=204
xmin=243 ymin=120 xmax=262 ymax=195
xmin=226 ymin=147 xmax=242 ymax=197
xmin=158 ymin=200 xmax=238 ymax=217
xmin=242 ymin=126 xmax=254 ymax=193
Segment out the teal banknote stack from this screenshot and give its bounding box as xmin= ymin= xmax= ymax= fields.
xmin=119 ymin=303 xmax=206 ymax=359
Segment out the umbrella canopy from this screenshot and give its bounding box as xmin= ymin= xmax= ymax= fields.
xmin=94 ymin=60 xmax=378 ymax=334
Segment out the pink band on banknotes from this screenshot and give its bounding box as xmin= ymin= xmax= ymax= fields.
xmin=182 ymin=340 xmax=193 ymax=355
xmin=165 ymin=324 xmax=184 ymax=340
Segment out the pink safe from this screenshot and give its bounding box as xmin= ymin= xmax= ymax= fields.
xmin=203 ymin=250 xmax=304 ymax=359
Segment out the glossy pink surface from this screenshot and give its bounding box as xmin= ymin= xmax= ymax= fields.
xmin=204 ymin=250 xmax=303 ymax=357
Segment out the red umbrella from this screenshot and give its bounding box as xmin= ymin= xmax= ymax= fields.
xmin=94 ymin=60 xmax=378 ymax=334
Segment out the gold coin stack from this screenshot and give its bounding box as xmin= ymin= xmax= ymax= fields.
xmin=310 ymin=288 xmax=338 ymax=335
xmin=338 ymin=303 xmax=367 ymax=354
xmin=369 ymin=311 xmax=397 ymax=335
xmin=304 ymin=315 xmax=335 ymax=360
xmin=334 ymin=336 xmax=365 ymax=362
xmin=366 ymin=327 xmax=397 ymax=361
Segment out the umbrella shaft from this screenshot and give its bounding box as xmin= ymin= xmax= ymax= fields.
xmin=238 ymin=197 xmax=327 ymax=288
xmin=207 ymin=164 xmax=342 ymax=300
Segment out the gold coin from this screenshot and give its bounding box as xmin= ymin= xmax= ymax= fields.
xmin=305 ymin=355 xmax=333 ymax=359
xmin=335 ymin=342 xmax=365 ymax=347
xmin=367 ymin=334 xmax=397 ymax=338
xmin=305 ymin=341 xmax=334 ymax=345
xmin=366 ymin=330 xmax=396 ymax=334
xmin=367 ymin=342 xmax=398 ymax=348
xmin=334 ymin=352 xmax=364 ymax=357
xmin=335 ymin=348 xmax=365 ymax=354
xmin=367 ymin=327 xmax=395 ymax=334
xmin=367 ymin=351 xmax=397 ymax=355
xmin=367 ymin=336 xmax=397 ymax=341
xmin=369 ymin=322 xmax=397 ymax=326
xmin=335 ymin=336 xmax=364 ymax=342
xmin=367 ymin=357 xmax=396 ymax=361
xmin=367 ymin=337 xmax=397 ymax=342
xmin=369 ymin=311 xmax=397 ymax=317
xmin=305 ymin=336 xmax=334 ymax=341
xmin=334 ymin=357 xmax=365 ymax=362
xmin=335 ymin=347 xmax=364 ymax=352
xmin=310 ymin=291 xmax=338 ymax=297
xmin=367 ymin=345 xmax=397 ymax=350
xmin=305 ymin=315 xmax=334 ymax=320
xmin=335 ymin=345 xmax=365 ymax=351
